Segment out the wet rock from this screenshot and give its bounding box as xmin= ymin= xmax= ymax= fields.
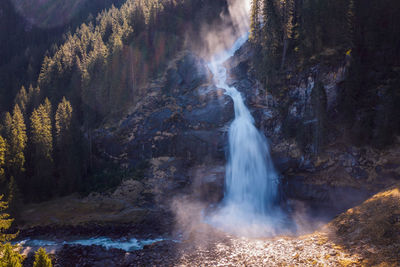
xmin=165 ymin=52 xmax=209 ymax=95
xmin=375 ymin=165 xmax=383 ymax=174
xmin=190 ymin=165 xmax=225 ymax=203
xmin=146 ymin=108 xmax=173 ymax=131
xmin=283 ymin=175 xmax=372 ymax=216
xmin=340 ymin=153 xmax=358 ymax=167
xmin=55 ymin=245 xmax=125 ymax=267
xmin=230 ymin=61 xmax=249 ymax=80
xmin=387 ymin=171 xmax=400 ymax=180
xmin=183 ymin=98 xmax=232 ymax=126
xmin=178 ymin=53 xmax=209 ymax=90
xmin=383 ymin=163 xmax=399 ymax=170
xmin=349 ymin=167 xmax=369 ymax=180
xmin=165 ymin=68 xmax=183 ymax=91
xmin=272 ymin=154 xmax=300 ymax=174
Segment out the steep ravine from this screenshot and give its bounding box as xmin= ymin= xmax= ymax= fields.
xmin=93 ymin=39 xmax=399 ymax=215
xmin=17 ymin=40 xmax=400 ymax=266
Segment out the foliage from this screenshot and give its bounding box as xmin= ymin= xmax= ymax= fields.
xmin=0 ymin=0 xmax=225 ymax=203
xmin=29 ymin=101 xmax=54 ymax=200
xmin=54 ymin=98 xmax=81 ymax=195
xmin=0 ymin=0 xmax=126 ymax=112
xmin=7 ymin=105 xmax=27 ymax=180
xmin=30 ymin=102 xmax=53 ymax=163
xmin=251 ymin=0 xmax=400 ymax=148
xmin=33 ymin=248 xmax=52 ymax=267
xmin=0 ymin=196 xmax=16 ymax=243
xmin=0 ymin=195 xmax=22 ymax=267
xmin=55 ymin=97 xmax=73 ymax=142
xmin=0 ymin=137 xmax=6 ymax=182
xmin=0 ymin=243 xmax=23 ymax=267
xmin=35 ymin=0 xmax=223 ymax=123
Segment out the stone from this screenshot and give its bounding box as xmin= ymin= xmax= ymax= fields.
xmin=112 ymin=180 xmax=144 ymax=203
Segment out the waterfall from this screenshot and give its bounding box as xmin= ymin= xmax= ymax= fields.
xmin=206 ymin=35 xmax=283 ymax=236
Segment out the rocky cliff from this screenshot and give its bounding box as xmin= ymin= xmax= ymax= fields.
xmin=93 ymin=41 xmax=400 ymax=216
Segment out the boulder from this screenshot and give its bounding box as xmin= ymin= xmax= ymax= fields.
xmin=112 ymin=180 xmax=144 ymax=203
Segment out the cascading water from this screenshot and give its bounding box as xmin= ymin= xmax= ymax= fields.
xmin=206 ymin=35 xmax=284 ymax=236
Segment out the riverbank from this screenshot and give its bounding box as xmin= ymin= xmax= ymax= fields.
xmin=14 ymin=184 xmax=399 ymax=266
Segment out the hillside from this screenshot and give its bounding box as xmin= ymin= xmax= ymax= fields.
xmin=0 ymin=0 xmax=399 ymax=266
xmin=0 ymin=0 xmax=126 ymax=110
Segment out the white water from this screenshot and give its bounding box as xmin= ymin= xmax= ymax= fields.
xmin=206 ymin=35 xmax=283 ymax=236
xmin=16 ymin=237 xmax=165 ymax=252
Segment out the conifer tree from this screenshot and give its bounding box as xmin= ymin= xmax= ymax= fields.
xmin=7 ymin=105 xmax=27 ymax=179
xmin=250 ymin=0 xmax=261 ymax=42
xmin=30 ymin=102 xmax=54 ymax=199
xmin=0 ymin=196 xmax=21 ymax=266
xmin=27 ymin=85 xmax=41 ymax=114
xmin=281 ymin=0 xmax=295 ymax=69
xmin=260 ymin=0 xmax=282 ymax=83
xmin=43 ymin=98 xmax=52 ymax=121
xmin=2 ymin=113 xmax=12 ymax=142
xmin=0 ymin=136 xmax=6 ymax=182
xmin=55 ymin=98 xmax=78 ymax=194
xmin=33 ymin=248 xmax=52 ymax=267
xmin=55 ymin=97 xmax=73 ymax=143
xmin=7 ymin=176 xmax=21 ymax=218
xmin=14 ymin=86 xmax=28 ymax=114
xmin=346 ymin=0 xmax=355 ymax=50
xmin=0 ymin=243 xmax=22 ymax=267
xmin=0 ymin=195 xmax=17 ymax=243
xmin=30 ymin=104 xmax=53 ymax=162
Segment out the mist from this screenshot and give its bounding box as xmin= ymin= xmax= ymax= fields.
xmin=173 ymin=0 xmax=287 ymax=239
xmin=187 ymin=0 xmax=251 ymax=60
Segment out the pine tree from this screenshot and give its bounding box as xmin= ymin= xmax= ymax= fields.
xmin=55 ymin=98 xmax=78 ymax=194
xmin=7 ymin=176 xmax=21 ymax=218
xmin=33 ymin=248 xmax=52 ymax=267
xmin=0 ymin=196 xmax=21 ymax=266
xmin=43 ymin=98 xmax=52 ymax=120
xmin=346 ymin=0 xmax=355 ymax=50
xmin=14 ymin=86 xmax=28 ymax=114
xmin=7 ymin=105 xmax=27 ymax=179
xmin=0 ymin=136 xmax=6 ymax=182
xmin=55 ymin=97 xmax=73 ymax=142
xmin=250 ymin=0 xmax=261 ymax=42
xmin=0 ymin=195 xmax=17 ymax=243
xmin=260 ymin=0 xmax=282 ymax=84
xmin=27 ymin=85 xmax=41 ymax=114
xmin=281 ymin=0 xmax=295 ymax=69
xmin=262 ymin=0 xmax=281 ymax=53
xmin=0 ymin=243 xmax=22 ymax=267
xmin=30 ymin=104 xmax=53 ymax=163
xmin=2 ymin=113 xmax=12 ymax=141
xmin=29 ymin=101 xmax=54 ymax=199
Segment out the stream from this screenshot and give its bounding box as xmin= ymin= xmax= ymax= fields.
xmin=15 ymin=236 xmax=168 ymax=254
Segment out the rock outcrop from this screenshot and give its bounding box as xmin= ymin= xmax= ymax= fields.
xmin=93 ymin=42 xmax=400 ymax=216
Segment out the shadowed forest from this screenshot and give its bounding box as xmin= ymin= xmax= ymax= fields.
xmin=0 ymin=0 xmax=399 ymax=266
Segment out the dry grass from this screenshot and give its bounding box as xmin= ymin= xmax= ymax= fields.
xmin=329 ymin=184 xmax=400 ymax=266
xmin=18 ymin=194 xmax=148 ymax=228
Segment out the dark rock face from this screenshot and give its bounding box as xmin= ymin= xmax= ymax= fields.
xmin=93 ymin=42 xmax=400 ymax=217
xmin=189 ymin=165 xmax=225 ymax=203
xmin=93 ymin=51 xmax=237 ymax=204
xmin=95 ymin=51 xmax=232 ymax=167
xmin=166 ymin=53 xmax=210 ymax=95
xmin=282 ymin=175 xmax=372 ymax=217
